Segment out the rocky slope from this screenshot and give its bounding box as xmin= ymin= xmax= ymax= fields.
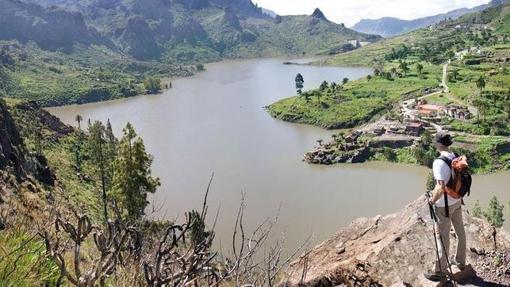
xmin=5 ymin=0 xmax=381 ymax=61
xmin=283 ymin=196 xmax=510 ymax=286
xmin=0 ymin=0 xmax=112 ymax=52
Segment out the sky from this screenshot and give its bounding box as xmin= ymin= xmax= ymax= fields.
xmin=253 ymin=0 xmax=490 ymax=27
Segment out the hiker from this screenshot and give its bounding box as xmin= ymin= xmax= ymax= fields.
xmin=424 ymin=132 xmax=467 ymax=282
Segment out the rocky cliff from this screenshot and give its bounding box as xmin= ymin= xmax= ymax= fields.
xmin=5 ymin=0 xmax=381 ymax=61
xmin=283 ymin=196 xmax=510 ymax=286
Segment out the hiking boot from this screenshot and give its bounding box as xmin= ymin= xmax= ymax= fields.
xmin=450 ymin=258 xmax=466 ymax=270
xmin=424 ymin=271 xmax=444 ymax=282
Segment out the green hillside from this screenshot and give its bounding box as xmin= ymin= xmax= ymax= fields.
xmin=323 ymin=0 xmax=510 ymax=67
xmin=0 ymin=0 xmax=381 ymax=106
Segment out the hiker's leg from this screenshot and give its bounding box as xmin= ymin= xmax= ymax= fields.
xmin=434 ymin=206 xmax=451 ymax=273
xmin=451 ymin=201 xmax=466 ymax=266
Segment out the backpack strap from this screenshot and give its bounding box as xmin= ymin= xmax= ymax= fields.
xmin=437 ymin=156 xmax=454 ymax=217
xmin=437 ymin=156 xmax=455 ymax=187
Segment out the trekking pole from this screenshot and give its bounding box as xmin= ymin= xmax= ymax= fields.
xmin=426 ymin=193 xmax=456 ymax=286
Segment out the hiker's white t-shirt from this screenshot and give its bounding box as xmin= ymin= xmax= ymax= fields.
xmin=432 ymin=151 xmax=461 ymax=208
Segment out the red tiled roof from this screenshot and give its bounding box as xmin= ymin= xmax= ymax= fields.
xmin=418 ymin=104 xmax=444 ymax=111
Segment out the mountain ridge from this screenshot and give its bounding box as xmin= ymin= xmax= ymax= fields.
xmin=5 ymin=0 xmax=381 ymax=62
xmin=351 ymin=0 xmax=508 ymax=37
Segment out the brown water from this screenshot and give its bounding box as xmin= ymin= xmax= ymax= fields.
xmin=47 ymin=58 xmax=510 ymax=251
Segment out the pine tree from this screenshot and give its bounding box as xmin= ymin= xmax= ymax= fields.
xmin=104 ymin=119 xmax=117 ymax=191
xmin=111 ymin=123 xmax=160 ymax=221
xmin=484 ymin=196 xmax=504 ymax=228
xmin=295 ymin=73 xmax=304 ymax=95
xmin=472 ymin=200 xmax=482 ymax=218
xmin=88 ymin=121 xmax=109 ymax=224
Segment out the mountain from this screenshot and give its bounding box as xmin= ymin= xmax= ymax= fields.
xmin=326 ymin=0 xmax=510 ymax=67
xmin=0 ymin=0 xmax=111 ymax=52
xmin=6 ymin=0 xmax=380 ymax=62
xmin=351 ymin=0 xmax=508 ymax=37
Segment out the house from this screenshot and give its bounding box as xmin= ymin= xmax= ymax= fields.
xmin=446 ymin=105 xmax=472 ymax=120
xmin=405 ymin=122 xmax=424 ymax=136
xmin=348 ymin=40 xmax=361 ymax=49
xmin=417 ymin=104 xmax=446 ymax=117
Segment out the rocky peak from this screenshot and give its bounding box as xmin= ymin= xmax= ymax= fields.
xmin=311 ymin=8 xmax=327 ymax=21
xmin=283 ymin=196 xmax=510 ymax=286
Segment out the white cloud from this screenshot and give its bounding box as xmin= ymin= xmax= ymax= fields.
xmin=253 ymin=0 xmax=490 ymax=26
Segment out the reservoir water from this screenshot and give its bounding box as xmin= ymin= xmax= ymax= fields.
xmin=47 ymin=58 xmax=510 ymax=251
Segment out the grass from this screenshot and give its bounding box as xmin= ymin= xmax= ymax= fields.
xmin=0 ymin=42 xmax=195 ymax=107
xmin=8 ymin=102 xmax=105 ymax=222
xmin=267 ymin=61 xmax=441 ymax=129
xmin=0 ymin=228 xmax=60 ymax=286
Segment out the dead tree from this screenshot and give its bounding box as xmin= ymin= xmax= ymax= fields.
xmin=41 ymin=214 xmax=138 ymax=286
xmin=142 ymin=175 xmax=220 ymax=287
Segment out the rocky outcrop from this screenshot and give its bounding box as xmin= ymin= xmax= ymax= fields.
xmin=283 ymin=196 xmax=510 ymax=286
xmin=0 ymin=100 xmax=26 ymax=180
xmin=15 ymin=102 xmax=73 ymax=138
xmin=311 ymin=8 xmax=328 ymax=21
xmin=0 ymin=0 xmax=111 ymax=52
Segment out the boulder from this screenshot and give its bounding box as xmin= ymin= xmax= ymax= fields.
xmin=282 ymin=196 xmax=510 ymax=286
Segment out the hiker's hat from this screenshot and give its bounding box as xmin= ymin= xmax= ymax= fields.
xmin=434 ymin=131 xmax=453 ymax=147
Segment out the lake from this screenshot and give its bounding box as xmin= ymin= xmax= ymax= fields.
xmin=47 ymin=58 xmax=510 ymax=251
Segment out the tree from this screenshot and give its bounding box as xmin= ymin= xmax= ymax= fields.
xmin=75 ymin=114 xmax=83 ymax=130
xmin=473 ymin=98 xmax=489 ymax=122
xmin=472 ymin=200 xmax=482 ymax=218
xmin=319 ymin=80 xmax=329 ymax=91
xmin=451 ymin=69 xmax=459 ymax=81
xmin=505 ymin=92 xmax=510 ymax=120
xmin=484 ymin=196 xmax=504 ymax=228
xmin=373 ymin=68 xmax=381 ymax=77
xmin=382 ymin=147 xmax=397 ymax=162
xmin=88 ymin=121 xmax=109 ymax=224
xmin=111 ymin=123 xmax=160 ymax=221
xmin=74 ymin=114 xmax=84 ymax=170
xmin=104 ymin=119 xmax=117 ymax=190
xmin=398 ymin=60 xmax=409 ymax=76
xmin=416 ymin=63 xmax=424 ymax=78
xmin=144 ymin=77 xmax=161 ymax=94
xmin=366 ymin=75 xmax=372 ymax=81
xmin=315 ymin=90 xmax=322 ymax=106
xmin=413 ymin=131 xmax=436 ymax=167
xmin=390 ymin=67 xmax=397 ymax=77
xmin=295 ymin=73 xmax=304 ymax=95
xmin=475 ymin=75 xmax=486 ymax=95
xmin=342 ymin=77 xmax=349 ymax=85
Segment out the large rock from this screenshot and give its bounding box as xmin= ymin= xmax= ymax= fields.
xmin=283 ymin=196 xmax=510 ymax=286
xmin=0 ymin=100 xmax=26 ymax=179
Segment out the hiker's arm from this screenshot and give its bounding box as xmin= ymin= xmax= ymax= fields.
xmin=429 ymin=180 xmax=446 ymax=204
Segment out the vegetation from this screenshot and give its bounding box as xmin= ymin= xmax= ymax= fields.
xmin=268 ymin=62 xmax=441 ymax=129
xmin=472 ymin=200 xmax=483 ymax=218
xmin=484 ymin=196 xmax=505 ymax=229
xmin=111 ymin=123 xmax=160 ymax=221
xmin=0 ymin=100 xmax=298 ymax=286
xmin=143 ymin=77 xmax=162 ymax=94
xmin=0 ymin=43 xmax=194 ymax=106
